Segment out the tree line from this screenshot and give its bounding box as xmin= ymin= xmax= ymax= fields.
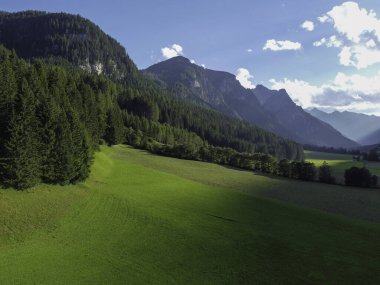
xmin=0 ymin=46 xmax=124 ymax=189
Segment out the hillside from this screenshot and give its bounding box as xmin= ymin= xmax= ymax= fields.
xmin=0 ymin=11 xmax=304 ymax=161
xmin=308 ymin=108 xmax=380 ymax=144
xmin=0 ymin=11 xmax=138 ymax=81
xmin=144 ymin=57 xmax=358 ymax=149
xmin=0 ymin=45 xmax=124 ymax=189
xmin=0 ymin=145 xmax=379 ymax=284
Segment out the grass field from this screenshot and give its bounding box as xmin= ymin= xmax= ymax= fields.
xmin=305 ymin=150 xmax=380 ymax=182
xmin=0 ymin=146 xmax=379 ymax=284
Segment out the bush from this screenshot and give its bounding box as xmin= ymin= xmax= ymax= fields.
xmin=344 ymin=167 xmax=374 ymax=188
xmin=318 ymin=161 xmax=336 ymax=184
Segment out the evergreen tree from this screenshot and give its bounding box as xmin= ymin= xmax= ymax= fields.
xmin=318 ymin=162 xmax=336 ymax=184
xmin=0 ymin=79 xmax=40 ymax=189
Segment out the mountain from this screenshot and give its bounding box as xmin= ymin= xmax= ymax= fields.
xmin=145 ymin=57 xmax=358 ymax=149
xmin=144 ymin=56 xmax=287 ymax=134
xmin=308 ymin=108 xmax=380 ymax=144
xmin=252 ymin=85 xmax=359 ymax=149
xmin=0 ymin=11 xmax=138 ymax=81
xmin=0 ymin=11 xmax=304 ymax=160
xmin=358 ymin=129 xmax=380 ymax=145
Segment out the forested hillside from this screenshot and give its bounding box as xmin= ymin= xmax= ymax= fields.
xmin=0 ymin=46 xmax=124 ymax=189
xmin=0 ymin=11 xmax=307 ymax=190
xmin=0 ymin=11 xmax=138 ymax=81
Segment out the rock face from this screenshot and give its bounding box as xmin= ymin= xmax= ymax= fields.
xmin=145 ymin=57 xmax=359 ymax=149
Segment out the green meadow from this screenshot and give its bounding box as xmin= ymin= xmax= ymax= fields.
xmin=305 ymin=150 xmax=380 ymax=182
xmin=0 ymin=146 xmax=379 ymax=284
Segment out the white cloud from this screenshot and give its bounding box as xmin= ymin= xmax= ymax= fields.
xmin=366 ymin=39 xmax=377 ymax=48
xmin=313 ymin=38 xmax=326 ymax=47
xmin=246 ymin=48 xmax=253 ymax=53
xmin=301 ymin=20 xmax=315 ymax=32
xmin=263 ymin=39 xmax=302 ymax=51
xmin=315 ymin=2 xmax=380 ymax=69
xmin=313 ymin=35 xmax=343 ymax=48
xmin=318 ymin=15 xmax=330 ymax=23
xmin=325 ymin=1 xmax=380 ymax=43
xmin=269 ymin=78 xmax=320 ymax=107
xmin=270 ymin=71 xmax=380 ymax=115
xmin=190 ymin=59 xmax=196 ymax=64
xmin=201 ymin=64 xmax=206 ymax=69
xmin=338 ymin=45 xmax=380 ymax=69
xmin=161 ymin=44 xmax=184 ymax=59
xmin=236 ymin=68 xmax=255 ymax=89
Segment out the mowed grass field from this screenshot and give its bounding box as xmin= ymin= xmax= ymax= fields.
xmin=305 ymin=150 xmax=380 ymax=183
xmin=0 ymin=146 xmax=379 ymax=284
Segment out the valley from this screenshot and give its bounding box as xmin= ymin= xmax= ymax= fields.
xmin=0 ymin=5 xmax=379 ymax=285
xmin=0 ymin=146 xmax=379 ymax=284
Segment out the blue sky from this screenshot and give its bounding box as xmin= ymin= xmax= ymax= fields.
xmin=1 ymin=0 xmax=380 ymax=114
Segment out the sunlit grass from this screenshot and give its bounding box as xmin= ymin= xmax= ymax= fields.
xmin=0 ymin=146 xmax=379 ymax=284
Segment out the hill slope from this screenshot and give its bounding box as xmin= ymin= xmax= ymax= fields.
xmin=145 ymin=57 xmax=358 ymax=149
xmin=0 ymin=145 xmax=379 ymax=284
xmin=308 ymin=108 xmax=380 ymax=144
xmin=0 ymin=11 xmax=138 ymax=81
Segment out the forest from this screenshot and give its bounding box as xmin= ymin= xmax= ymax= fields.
xmin=0 ymin=46 xmax=124 ymax=189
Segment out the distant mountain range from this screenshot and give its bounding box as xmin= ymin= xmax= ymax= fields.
xmin=308 ymin=108 xmax=380 ymax=145
xmin=145 ymin=57 xmax=358 ymax=149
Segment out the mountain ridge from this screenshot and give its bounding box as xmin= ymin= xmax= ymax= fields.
xmin=308 ymin=108 xmax=380 ymax=144
xmin=145 ymin=56 xmax=358 ymax=149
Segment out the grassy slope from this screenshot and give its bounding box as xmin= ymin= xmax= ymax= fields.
xmin=0 ymin=146 xmax=379 ymax=284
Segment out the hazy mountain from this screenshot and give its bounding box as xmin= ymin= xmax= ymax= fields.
xmin=358 ymin=129 xmax=380 ymax=145
xmin=308 ymin=108 xmax=380 ymax=144
xmin=145 ymin=57 xmax=358 ymax=149
xmin=252 ymin=85 xmax=358 ymax=149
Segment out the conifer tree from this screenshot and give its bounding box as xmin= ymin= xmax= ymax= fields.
xmin=1 ymin=79 xmax=41 ymax=189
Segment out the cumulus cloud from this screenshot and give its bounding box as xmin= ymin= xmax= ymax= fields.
xmin=270 ymin=71 xmax=380 ymax=114
xmin=315 ymin=2 xmax=380 ymax=69
xmin=338 ymin=45 xmax=380 ymax=69
xmin=263 ymin=39 xmax=302 ymax=51
xmin=366 ymin=39 xmax=377 ymax=48
xmin=246 ymin=48 xmax=253 ymax=53
xmin=269 ymin=78 xmax=320 ymax=107
xmin=318 ymin=15 xmax=330 ymax=23
xmin=161 ymin=44 xmax=184 ymax=59
xmin=236 ymin=68 xmax=255 ymax=89
xmin=301 ymin=20 xmax=315 ymax=31
xmin=325 ymin=1 xmax=380 ymax=43
xmin=313 ymin=35 xmax=342 ymax=48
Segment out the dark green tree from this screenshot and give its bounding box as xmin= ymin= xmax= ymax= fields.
xmin=318 ymin=161 xmax=336 ymax=184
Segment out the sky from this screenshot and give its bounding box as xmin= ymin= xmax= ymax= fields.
xmin=1 ymin=0 xmax=380 ymax=115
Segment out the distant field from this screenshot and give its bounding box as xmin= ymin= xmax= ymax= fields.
xmin=305 ymin=150 xmax=380 ymax=182
xmin=0 ymin=146 xmax=379 ymax=284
